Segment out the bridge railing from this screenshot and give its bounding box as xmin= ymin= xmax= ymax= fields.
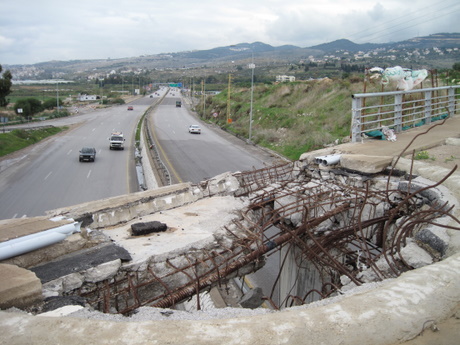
xmin=351 ymin=85 xmax=460 ymax=142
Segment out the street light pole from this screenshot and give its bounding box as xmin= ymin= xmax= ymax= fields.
xmin=248 ymin=58 xmax=255 ymax=142
xmin=56 ymin=81 xmax=59 ymax=116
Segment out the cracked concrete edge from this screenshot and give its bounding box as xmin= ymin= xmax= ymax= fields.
xmin=394 ymin=157 xmax=460 ymax=257
xmin=1 ymin=252 xmax=459 ymax=345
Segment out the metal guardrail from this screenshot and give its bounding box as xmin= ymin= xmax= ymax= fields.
xmin=351 ymin=85 xmax=460 ymax=142
xmin=1 ymin=124 xmax=55 ymax=133
xmin=142 ymin=98 xmax=171 ymax=187
xmin=144 ymin=119 xmax=171 ymax=186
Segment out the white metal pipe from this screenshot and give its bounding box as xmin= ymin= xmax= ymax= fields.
xmin=315 ymin=154 xmax=341 ymax=166
xmin=0 ymin=232 xmax=68 ymax=261
xmin=0 ymin=222 xmax=81 ymax=261
xmin=0 ymin=222 xmax=80 ymax=247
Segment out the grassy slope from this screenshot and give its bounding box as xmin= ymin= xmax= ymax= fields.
xmin=0 ymin=127 xmax=65 ymax=157
xmin=201 ymin=78 xmax=369 ymax=160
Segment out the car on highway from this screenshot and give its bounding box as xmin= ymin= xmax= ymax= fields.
xmin=79 ymin=147 xmax=96 ymax=162
xmin=188 ymin=125 xmax=201 ymax=134
xmin=127 ymin=106 xmax=134 ymax=110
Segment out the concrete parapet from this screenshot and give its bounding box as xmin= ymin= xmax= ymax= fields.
xmin=47 ymin=172 xmax=243 ymax=230
xmin=48 ymin=183 xmax=200 ymax=229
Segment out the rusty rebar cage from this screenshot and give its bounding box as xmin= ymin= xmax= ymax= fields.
xmin=79 ymin=159 xmax=459 ymax=313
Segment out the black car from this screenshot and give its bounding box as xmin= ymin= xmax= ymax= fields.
xmin=79 ymin=147 xmax=96 ymax=162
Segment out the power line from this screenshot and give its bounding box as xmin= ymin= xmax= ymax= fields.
xmin=346 ymin=0 xmax=460 ymax=42
xmin=369 ymin=8 xmax=460 ymax=43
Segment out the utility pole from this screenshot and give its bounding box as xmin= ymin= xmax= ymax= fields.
xmin=191 ymin=77 xmax=194 ymax=107
xmin=201 ymin=80 xmax=205 ymax=117
xmin=227 ymin=74 xmax=232 ymax=123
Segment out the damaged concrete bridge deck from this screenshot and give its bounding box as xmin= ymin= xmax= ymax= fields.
xmin=1 ymin=116 xmax=460 ymax=344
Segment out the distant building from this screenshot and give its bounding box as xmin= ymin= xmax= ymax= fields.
xmin=276 ymin=75 xmax=296 ymax=82
xmin=77 ymin=94 xmax=99 ymax=101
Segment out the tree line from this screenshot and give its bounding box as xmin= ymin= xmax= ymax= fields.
xmin=0 ymin=64 xmax=65 ymax=119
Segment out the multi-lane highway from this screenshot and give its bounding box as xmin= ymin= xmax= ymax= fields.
xmin=0 ymin=88 xmax=275 ymax=220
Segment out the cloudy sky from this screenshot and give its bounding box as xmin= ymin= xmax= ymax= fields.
xmin=1 ymin=0 xmax=459 ymax=65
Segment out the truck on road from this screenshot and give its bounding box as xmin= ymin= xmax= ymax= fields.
xmin=109 ymin=132 xmax=125 ymax=150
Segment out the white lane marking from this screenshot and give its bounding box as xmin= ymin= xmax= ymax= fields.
xmin=87 ymin=170 xmax=92 ymax=179
xmin=92 ymin=128 xmax=96 ymax=132
xmin=12 ymin=213 xmax=18 ymax=218
xmin=67 ymin=149 xmax=72 ymax=155
xmin=44 ymin=172 xmax=52 ymax=180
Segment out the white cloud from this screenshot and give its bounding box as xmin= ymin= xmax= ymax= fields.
xmin=1 ymin=0 xmax=459 ymax=65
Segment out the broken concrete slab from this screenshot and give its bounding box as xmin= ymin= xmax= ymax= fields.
xmin=340 ymin=154 xmax=394 ymax=174
xmin=0 ymin=264 xmax=42 ymax=309
xmin=239 ymin=287 xmax=264 ymax=309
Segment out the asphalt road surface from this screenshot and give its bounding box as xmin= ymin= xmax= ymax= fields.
xmin=0 ymin=98 xmax=153 ymax=220
xmin=151 ymin=89 xmax=270 ymax=184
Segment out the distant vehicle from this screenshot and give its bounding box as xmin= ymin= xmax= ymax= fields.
xmin=109 ymin=132 xmax=125 ymax=150
xmin=189 ymin=125 xmax=201 ymax=134
xmin=176 ymin=101 xmax=182 ymax=107
xmin=128 ymin=106 xmax=134 ymax=110
xmin=79 ymin=147 xmax=96 ymax=162
xmin=150 ymin=95 xmax=153 ymax=98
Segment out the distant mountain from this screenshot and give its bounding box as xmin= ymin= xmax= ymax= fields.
xmin=162 ymin=32 xmax=460 ymax=64
xmin=6 ymin=33 xmax=459 ymax=75
xmin=309 ymin=39 xmax=385 ymax=53
xmin=166 ymin=41 xmax=310 ymax=63
xmin=185 ymin=42 xmax=275 ymax=59
xmin=308 ymin=33 xmax=460 ymax=53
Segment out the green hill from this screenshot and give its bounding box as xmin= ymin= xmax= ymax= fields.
xmin=197 ymin=78 xmax=372 ymax=160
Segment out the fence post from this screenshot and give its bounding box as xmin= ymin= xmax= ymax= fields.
xmin=394 ymin=94 xmax=403 ymax=133
xmin=448 ymin=87 xmax=456 ymax=117
xmin=424 ymin=90 xmax=432 ymax=125
xmin=351 ymin=96 xmax=362 ymax=143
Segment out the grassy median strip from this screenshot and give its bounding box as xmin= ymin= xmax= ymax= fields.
xmin=0 ymin=126 xmax=66 ymax=157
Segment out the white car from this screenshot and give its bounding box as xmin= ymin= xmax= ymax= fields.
xmin=189 ymin=125 xmax=201 ymax=134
